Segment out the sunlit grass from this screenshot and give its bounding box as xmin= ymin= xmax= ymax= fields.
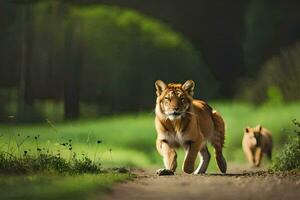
xmin=0 ymin=173 xmax=132 ymax=200
xmin=0 ymin=101 xmax=299 ymax=171
xmin=213 ymin=101 xmax=299 ymax=162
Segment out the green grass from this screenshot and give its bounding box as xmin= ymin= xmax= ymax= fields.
xmin=213 ymin=101 xmax=299 ymax=163
xmin=0 ymin=114 xmax=156 ymax=168
xmin=0 ymin=173 xmax=132 ymax=200
xmin=1 ymin=101 xmax=299 ymax=170
xmin=0 ymin=101 xmax=299 ymax=199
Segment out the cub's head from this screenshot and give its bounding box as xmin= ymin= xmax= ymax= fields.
xmin=244 ymin=125 xmax=262 ymax=146
xmin=155 ymin=80 xmax=195 ymax=120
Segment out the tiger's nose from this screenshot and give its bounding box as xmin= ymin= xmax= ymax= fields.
xmin=174 ymin=107 xmax=180 ymax=111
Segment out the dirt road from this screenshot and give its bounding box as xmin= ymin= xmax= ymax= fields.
xmin=99 ymin=164 xmax=300 ymax=200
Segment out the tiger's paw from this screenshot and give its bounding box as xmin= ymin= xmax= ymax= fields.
xmin=156 ymin=168 xmax=174 ymax=176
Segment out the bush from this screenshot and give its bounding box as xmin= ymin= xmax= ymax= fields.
xmin=237 ymin=42 xmax=300 ymax=103
xmin=1 ymin=3 xmax=217 ymax=122
xmin=273 ymin=119 xmax=300 ymax=171
xmin=244 ymin=0 xmax=282 ymax=75
xmin=74 ymin=6 xmax=217 ymax=112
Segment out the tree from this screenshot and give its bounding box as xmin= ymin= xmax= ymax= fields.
xmin=63 ymin=12 xmax=82 ymax=120
xmin=18 ymin=1 xmax=35 ymax=121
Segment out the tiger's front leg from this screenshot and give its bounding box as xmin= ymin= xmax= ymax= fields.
xmin=183 ymin=140 xmax=202 ymax=174
xmin=156 ymin=139 xmax=177 ymax=176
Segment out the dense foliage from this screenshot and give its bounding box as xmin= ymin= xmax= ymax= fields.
xmin=0 ymin=0 xmax=299 ymax=121
xmin=0 ymin=1 xmax=216 ymax=121
xmin=238 ymin=42 xmax=300 ymax=103
xmin=273 ymin=119 xmax=300 ymax=171
xmin=74 ymin=6 xmax=216 ymax=112
xmin=243 ymin=0 xmax=282 ymax=75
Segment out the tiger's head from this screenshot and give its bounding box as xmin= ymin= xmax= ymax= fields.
xmin=155 ymin=80 xmax=195 ymax=120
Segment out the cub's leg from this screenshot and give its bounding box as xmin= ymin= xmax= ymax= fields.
xmin=183 ymin=141 xmax=202 ymax=174
xmin=243 ymin=146 xmax=255 ymax=166
xmin=254 ymin=147 xmax=263 ymax=167
xmin=266 ymin=148 xmax=272 ymax=161
xmin=156 ymin=139 xmax=177 ymax=175
xmin=266 ymin=141 xmax=272 ymax=161
xmin=194 ymin=145 xmax=211 ymax=174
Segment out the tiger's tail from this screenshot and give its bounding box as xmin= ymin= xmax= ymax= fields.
xmin=211 ymin=110 xmax=227 ymax=173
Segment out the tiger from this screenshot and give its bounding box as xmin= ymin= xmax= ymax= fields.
xmin=154 ymin=80 xmax=227 ymax=175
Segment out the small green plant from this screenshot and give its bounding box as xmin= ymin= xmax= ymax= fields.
xmin=0 ymin=135 xmax=103 ymax=174
xmin=272 ymin=119 xmax=300 ymax=171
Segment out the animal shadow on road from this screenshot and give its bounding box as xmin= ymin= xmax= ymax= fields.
xmin=199 ymin=170 xmax=266 ymax=177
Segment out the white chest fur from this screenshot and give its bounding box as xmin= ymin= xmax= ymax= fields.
xmin=163 ymin=131 xmax=187 ymax=148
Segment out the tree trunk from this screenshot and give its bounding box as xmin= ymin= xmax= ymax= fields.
xmin=18 ymin=2 xmax=34 ymax=120
xmin=63 ymin=16 xmax=82 ymax=120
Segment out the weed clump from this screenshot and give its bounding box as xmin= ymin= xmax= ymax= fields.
xmin=0 ymin=136 xmax=103 ymax=174
xmin=273 ymin=119 xmax=300 ymax=171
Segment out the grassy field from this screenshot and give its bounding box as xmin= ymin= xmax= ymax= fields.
xmin=0 ymin=173 xmax=131 ymax=200
xmin=1 ymin=101 xmax=299 ymax=168
xmin=0 ymin=101 xmax=299 ymax=198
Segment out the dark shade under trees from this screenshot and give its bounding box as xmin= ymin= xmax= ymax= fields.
xmin=0 ymin=0 xmax=300 ymax=121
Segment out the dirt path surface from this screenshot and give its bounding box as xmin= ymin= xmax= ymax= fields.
xmin=100 ymin=165 xmax=300 ymax=200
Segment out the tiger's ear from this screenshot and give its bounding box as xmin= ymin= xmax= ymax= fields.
xmin=182 ymin=80 xmax=195 ymax=96
xmin=155 ymin=80 xmax=167 ymax=96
